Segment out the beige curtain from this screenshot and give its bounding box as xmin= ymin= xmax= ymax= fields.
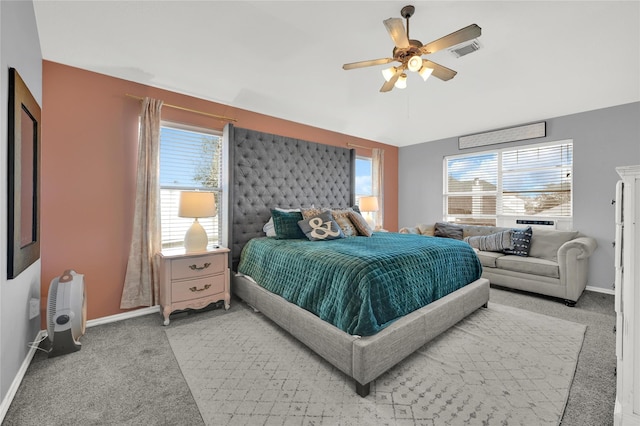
xmin=372 ymin=148 xmax=384 ymax=229
xmin=120 ymin=97 xmax=163 ymax=309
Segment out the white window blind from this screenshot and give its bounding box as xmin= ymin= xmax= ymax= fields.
xmin=159 ymin=124 xmax=222 ymax=249
xmin=502 ymin=143 xmax=572 ymax=217
xmin=444 ymin=141 xmax=572 ymax=225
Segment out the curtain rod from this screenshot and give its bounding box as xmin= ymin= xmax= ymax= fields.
xmin=125 ymin=94 xmax=237 ymax=122
xmin=347 ymin=143 xmax=372 ymax=150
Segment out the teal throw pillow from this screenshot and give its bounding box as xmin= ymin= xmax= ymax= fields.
xmin=271 ymin=209 xmax=306 ymax=239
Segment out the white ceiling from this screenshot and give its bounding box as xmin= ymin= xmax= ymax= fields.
xmin=33 ymin=1 xmax=640 ymax=147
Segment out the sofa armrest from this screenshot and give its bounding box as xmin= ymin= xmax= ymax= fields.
xmin=557 ymin=236 xmax=597 ymax=302
xmin=558 ymin=237 xmax=597 ymax=260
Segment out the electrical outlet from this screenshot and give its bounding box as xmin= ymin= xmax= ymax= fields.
xmin=29 ymin=298 xmax=40 ymax=319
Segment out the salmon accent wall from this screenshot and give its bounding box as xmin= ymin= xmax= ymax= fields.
xmin=42 ymin=60 xmax=399 ymax=322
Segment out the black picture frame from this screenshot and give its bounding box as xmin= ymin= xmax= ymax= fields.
xmin=7 ymin=68 xmax=41 ymax=279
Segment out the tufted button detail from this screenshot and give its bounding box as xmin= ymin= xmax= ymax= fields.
xmin=230 ymin=127 xmax=354 ymax=264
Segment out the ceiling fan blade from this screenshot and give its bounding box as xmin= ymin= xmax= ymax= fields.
xmin=383 ymin=17 xmax=410 ymax=48
xmin=421 ymin=24 xmax=482 ymax=54
xmin=380 ymin=68 xmax=402 ymax=92
xmin=343 ymin=58 xmax=394 ymax=70
xmin=421 ymin=60 xmax=457 ymax=81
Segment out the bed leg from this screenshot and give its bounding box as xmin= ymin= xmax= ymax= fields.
xmin=482 ymin=302 xmax=488 ymax=308
xmin=355 ymin=381 xmax=370 ymax=397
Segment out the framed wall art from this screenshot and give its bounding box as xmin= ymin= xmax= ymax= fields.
xmin=7 ymin=68 xmax=41 ymax=279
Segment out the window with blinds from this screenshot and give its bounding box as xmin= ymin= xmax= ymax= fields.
xmin=159 ymin=123 xmax=223 ymax=249
xmin=444 ymin=141 xmax=573 ymax=225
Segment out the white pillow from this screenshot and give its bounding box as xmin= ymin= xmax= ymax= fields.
xmin=263 ymin=208 xmax=300 ymax=237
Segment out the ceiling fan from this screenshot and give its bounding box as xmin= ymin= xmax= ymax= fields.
xmin=343 ymin=5 xmax=481 ymax=92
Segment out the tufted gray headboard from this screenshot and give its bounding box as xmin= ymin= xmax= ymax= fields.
xmin=222 ymin=124 xmax=355 ymax=270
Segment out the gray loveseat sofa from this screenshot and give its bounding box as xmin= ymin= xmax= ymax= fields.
xmin=399 ymin=223 xmax=597 ymax=306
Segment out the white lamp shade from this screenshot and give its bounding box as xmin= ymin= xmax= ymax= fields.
xmin=359 ymin=196 xmax=379 ymax=212
xmin=419 ymin=65 xmax=434 ymax=81
xmin=394 ymin=74 xmax=407 ymax=89
xmin=178 ymin=191 xmax=216 ymax=218
xmin=381 ymin=66 xmax=397 ymax=82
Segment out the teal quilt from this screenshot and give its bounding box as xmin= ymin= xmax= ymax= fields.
xmin=238 ymin=232 xmax=482 ymax=336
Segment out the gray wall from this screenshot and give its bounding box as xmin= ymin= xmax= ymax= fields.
xmin=399 ymin=102 xmax=640 ymax=292
xmin=0 ymin=0 xmax=42 ymax=410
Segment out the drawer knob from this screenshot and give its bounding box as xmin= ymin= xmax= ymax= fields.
xmin=189 ymin=262 xmax=211 ymax=271
xmin=189 ymin=284 xmax=212 ymax=292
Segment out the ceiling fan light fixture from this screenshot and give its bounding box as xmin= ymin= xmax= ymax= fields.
xmin=419 ymin=65 xmax=434 ymax=81
xmin=381 ymin=66 xmax=397 ymax=82
xmin=407 ymin=55 xmax=423 ymax=72
xmin=394 ymin=73 xmax=408 ymax=89
xmin=341 ymin=5 xmax=481 ymax=92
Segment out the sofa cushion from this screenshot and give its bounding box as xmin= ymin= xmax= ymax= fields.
xmin=503 ymin=227 xmax=533 ymax=257
xmin=461 ymin=225 xmax=509 ymax=239
xmin=434 ymin=222 xmax=463 ymax=240
xmin=496 ymin=255 xmax=560 ymax=279
xmin=464 ymin=230 xmax=513 ymax=252
xmin=475 ymin=250 xmax=506 ymax=268
xmin=529 ymin=229 xmax=579 ymax=262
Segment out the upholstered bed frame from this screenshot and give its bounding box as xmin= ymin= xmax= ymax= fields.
xmin=222 ymin=124 xmax=490 ymax=397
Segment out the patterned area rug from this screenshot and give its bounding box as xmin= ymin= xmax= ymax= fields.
xmin=166 ymin=302 xmax=585 ymax=425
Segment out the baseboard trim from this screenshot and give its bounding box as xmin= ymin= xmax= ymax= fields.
xmin=0 ymin=330 xmax=47 ymax=424
xmin=586 ymin=285 xmax=615 ymax=295
xmin=86 ymin=305 xmax=159 ymax=328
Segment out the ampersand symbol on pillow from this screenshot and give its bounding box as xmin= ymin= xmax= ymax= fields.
xmin=309 ymin=217 xmax=341 ymax=239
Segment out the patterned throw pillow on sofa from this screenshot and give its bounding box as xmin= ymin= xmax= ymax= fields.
xmin=503 ymin=227 xmax=533 ymax=257
xmin=464 ymin=230 xmax=513 ymax=252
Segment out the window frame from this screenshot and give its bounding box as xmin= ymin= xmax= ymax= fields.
xmin=443 ymin=140 xmax=573 ymax=227
xmin=159 ymin=121 xmax=223 ymax=249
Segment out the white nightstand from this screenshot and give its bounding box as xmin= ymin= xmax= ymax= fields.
xmin=157 ymin=247 xmax=230 ymax=326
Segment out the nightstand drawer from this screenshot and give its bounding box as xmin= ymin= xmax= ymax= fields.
xmin=172 ymin=275 xmax=225 ymax=303
xmin=171 ymin=254 xmax=225 ymax=280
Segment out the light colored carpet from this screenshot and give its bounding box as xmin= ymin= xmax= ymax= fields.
xmin=166 ymin=302 xmax=586 ymax=426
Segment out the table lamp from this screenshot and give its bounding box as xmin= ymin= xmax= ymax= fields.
xmin=359 ymin=196 xmax=379 ymax=229
xmin=178 ymin=191 xmax=216 ymax=253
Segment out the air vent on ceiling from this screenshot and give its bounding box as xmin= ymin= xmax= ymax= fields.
xmin=449 ymin=39 xmax=481 ymax=58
